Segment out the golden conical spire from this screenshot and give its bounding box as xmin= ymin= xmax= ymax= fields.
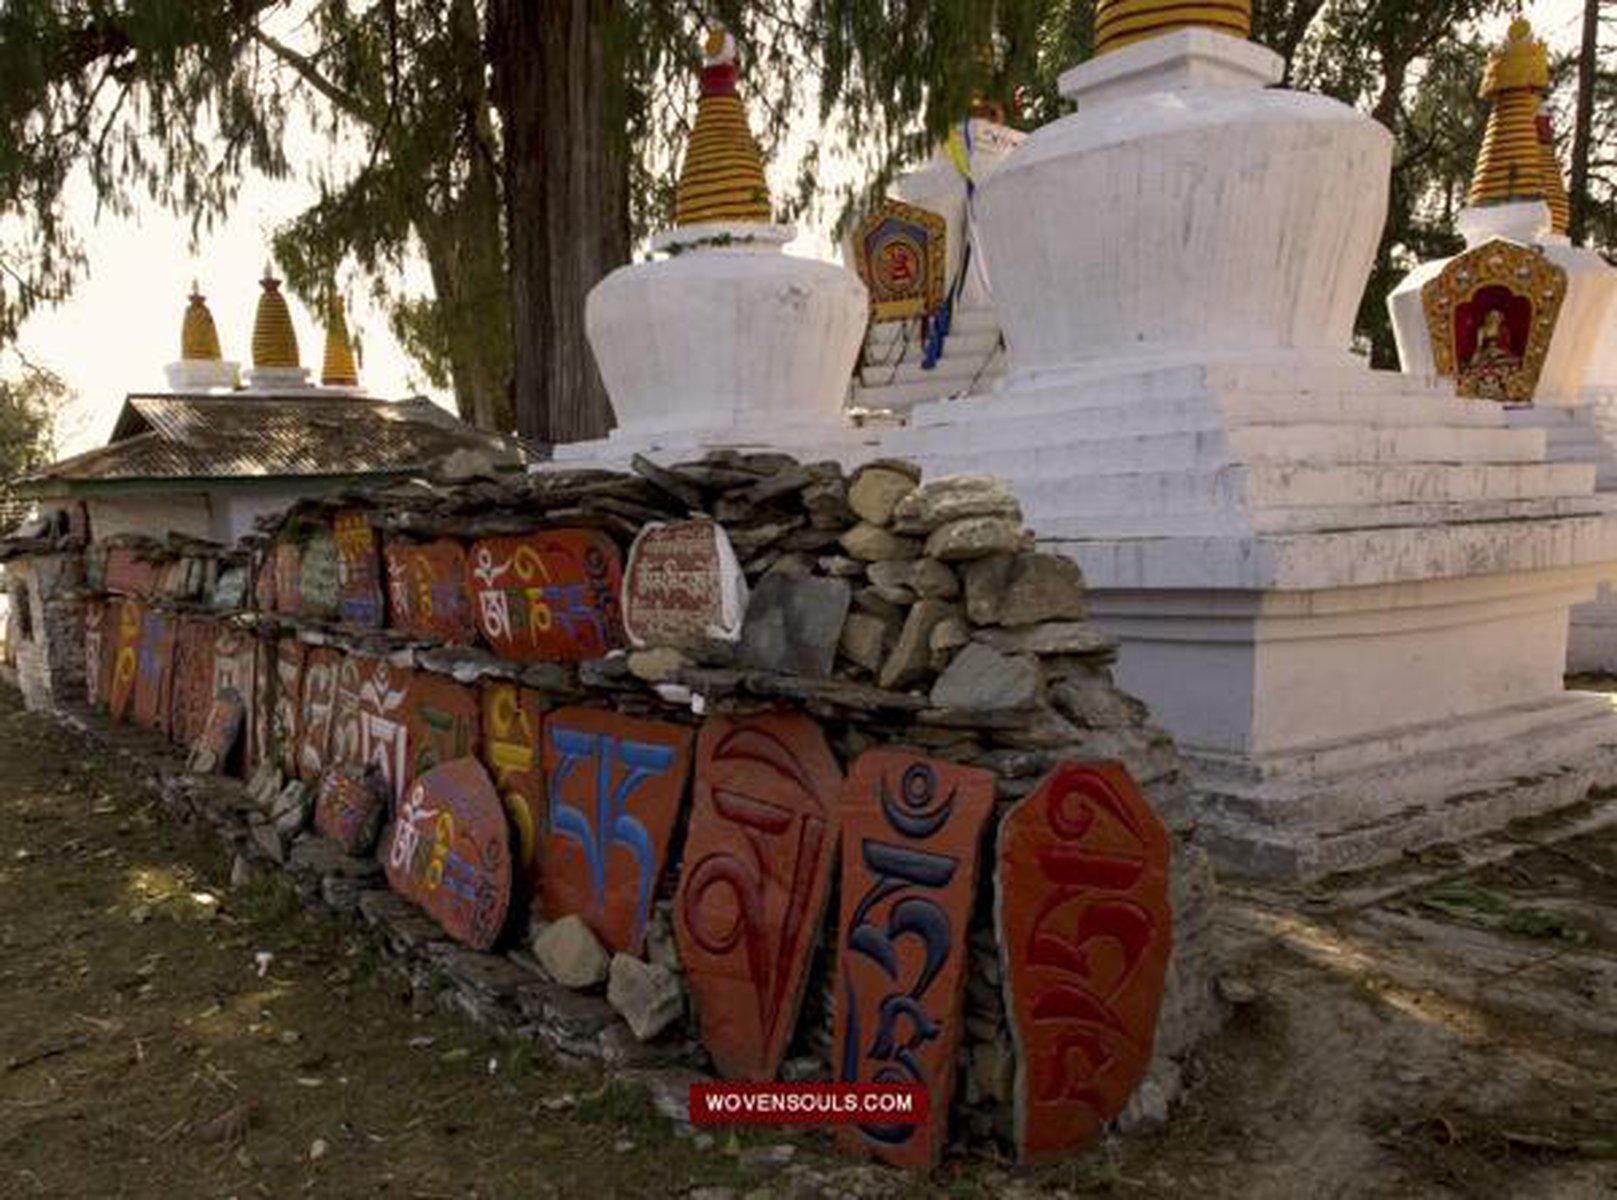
xmin=1095 ymin=0 xmax=1252 ymax=54
xmin=1536 ymin=103 xmax=1571 ymax=235
xmin=321 ymin=288 xmax=360 ymax=388
xmin=1468 ymin=19 xmax=1552 ymax=210
xmin=251 ymin=262 xmax=301 ymax=370
xmin=673 ymin=28 xmax=772 ymax=226
xmin=180 ymin=281 xmax=223 ymax=362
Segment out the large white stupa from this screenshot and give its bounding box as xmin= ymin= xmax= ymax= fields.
xmin=887 ymin=2 xmax=1617 ymax=878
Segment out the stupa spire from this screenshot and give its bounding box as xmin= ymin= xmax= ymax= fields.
xmin=321 ymin=288 xmax=360 ymax=388
xmin=673 ymin=28 xmax=772 ymax=226
xmin=1094 ymin=0 xmax=1252 ymax=55
xmin=251 ymin=262 xmax=301 ymax=370
xmin=1537 ymin=102 xmax=1571 ymax=236
xmin=180 ymin=281 xmax=223 ymax=363
xmin=1468 ymin=18 xmax=1552 ymax=210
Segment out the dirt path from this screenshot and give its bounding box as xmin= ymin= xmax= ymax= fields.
xmin=1 ymin=684 xmax=1614 ymax=1198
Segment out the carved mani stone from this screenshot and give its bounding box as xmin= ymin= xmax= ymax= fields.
xmin=833 ymin=749 xmax=994 ymax=1170
xmin=107 ymin=600 xmax=143 ymax=724
xmin=623 ymin=519 xmax=748 ymax=651
xmin=480 ymin=682 xmax=546 ymax=886
xmin=404 ymin=673 xmax=481 ymax=795
xmin=384 ymin=537 xmax=477 ymax=644
xmin=540 ymin=707 xmax=694 ymax=955
xmin=132 ymin=607 xmax=176 ymax=733
xmin=296 ymin=647 xmax=343 ymax=782
xmin=169 ymin=616 xmax=218 ymax=749
xmin=355 ymin=657 xmax=414 ymax=802
xmin=273 ymin=637 xmax=307 ymax=777
xmin=84 ymin=600 xmax=106 ymax=710
xmin=333 ymin=510 xmax=385 ymax=628
xmin=467 ymin=530 xmax=627 ymax=663
xmin=996 ymin=761 xmax=1173 ymax=1164
xmin=316 ymin=764 xmax=390 ymax=856
xmin=676 ymin=713 xmax=842 ymax=1080
xmin=383 ymin=757 xmax=513 ymax=951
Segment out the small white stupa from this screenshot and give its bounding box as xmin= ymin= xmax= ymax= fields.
xmin=565 ymin=28 xmax=870 ymax=465
xmin=887 ymin=1 xmax=1617 ymax=879
xmin=164 ymin=282 xmax=240 ymax=392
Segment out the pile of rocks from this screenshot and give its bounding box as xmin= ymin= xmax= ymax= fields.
xmin=75 ymin=447 xmax=1223 ymax=1163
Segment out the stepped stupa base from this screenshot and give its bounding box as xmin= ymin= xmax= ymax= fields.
xmin=888 ymin=358 xmax=1617 ymax=879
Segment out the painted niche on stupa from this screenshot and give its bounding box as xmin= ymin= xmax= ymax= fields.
xmin=1421 ymin=238 xmax=1567 ymax=404
xmin=853 ymin=198 xmax=948 ymax=322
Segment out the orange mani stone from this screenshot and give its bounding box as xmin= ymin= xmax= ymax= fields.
xmin=295 ymin=647 xmax=343 ymax=782
xmin=996 ymin=761 xmax=1173 ymax=1164
xmin=480 ymin=682 xmax=546 ymax=887
xmin=273 ymin=637 xmax=306 ymax=776
xmin=385 ymin=538 xmax=477 ymax=644
xmin=384 ymin=758 xmax=514 ymax=951
xmin=832 ymin=749 xmax=994 ymax=1170
xmin=107 ymin=600 xmax=143 ymax=724
xmin=540 ymin=707 xmax=694 ymax=954
xmin=132 ymin=607 xmax=175 ymax=733
xmin=675 ymin=714 xmax=842 ymax=1081
xmin=403 ymin=673 xmax=481 ymax=795
xmin=467 ymin=530 xmax=627 ymax=663
xmin=169 ymin=616 xmax=218 ymax=749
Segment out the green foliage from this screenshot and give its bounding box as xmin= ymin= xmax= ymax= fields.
xmin=0 ymin=366 xmax=62 ymax=530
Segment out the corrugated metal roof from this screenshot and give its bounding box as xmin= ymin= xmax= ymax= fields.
xmin=26 ymin=393 xmax=525 ymax=492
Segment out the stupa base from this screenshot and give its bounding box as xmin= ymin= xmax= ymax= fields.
xmin=888 ymin=357 xmax=1617 ymax=880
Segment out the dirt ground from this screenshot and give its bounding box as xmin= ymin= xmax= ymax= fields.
xmin=1 ymin=684 xmax=1614 ymax=1199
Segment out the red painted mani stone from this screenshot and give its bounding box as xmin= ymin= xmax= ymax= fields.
xmin=996 ymin=761 xmax=1173 ymax=1164
xmin=316 ymin=765 xmax=389 ymax=855
xmin=107 ymin=600 xmax=143 ymax=724
xmin=467 ymin=530 xmax=626 ymax=663
xmin=384 ymin=538 xmax=476 ymax=643
xmin=676 ymin=714 xmax=842 ymax=1081
xmin=480 ymin=682 xmax=545 ymax=887
xmin=832 ymin=748 xmax=994 ymax=1170
xmin=540 ymin=707 xmax=694 ymax=955
xmin=274 ymin=638 xmax=307 ymax=777
xmin=296 ymin=647 xmax=342 ymax=782
xmin=333 ymin=510 xmax=385 ymax=628
xmin=404 ymin=673 xmax=480 ymax=795
xmin=355 ymin=657 xmax=414 ymax=802
xmin=383 ymin=757 xmax=513 ymax=951
xmin=169 ymin=616 xmax=218 ymax=749
xmin=273 ymin=541 xmax=302 ymax=617
xmin=131 ymin=607 xmax=175 ymax=732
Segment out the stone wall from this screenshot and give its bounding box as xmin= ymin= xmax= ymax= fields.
xmin=6 ymin=553 xmax=87 ymax=713
xmin=58 ymin=452 xmax=1223 ymax=1168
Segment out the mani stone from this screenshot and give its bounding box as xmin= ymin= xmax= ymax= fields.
xmin=891 ymin=475 xmax=1023 ymax=535
xmin=738 ymin=574 xmax=852 ymax=679
xmin=847 ymin=461 xmax=921 ymax=526
xmin=879 ymin=599 xmax=959 ymax=691
xmin=535 ymin=914 xmax=611 ymax=990
xmin=839 ymin=611 xmax=894 ymax=673
xmin=926 ymin=517 xmax=1026 ymax=562
xmin=608 ymin=954 xmax=685 ymax=1042
xmin=930 ymin=642 xmax=1042 ymax=713
xmin=839 ymin=522 xmax=922 ymax=563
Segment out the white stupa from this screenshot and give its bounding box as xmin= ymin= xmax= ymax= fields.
xmin=564 ymin=29 xmax=871 ymax=466
xmin=887 ymin=3 xmax=1617 ymax=878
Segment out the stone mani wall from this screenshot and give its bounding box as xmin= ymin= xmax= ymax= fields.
xmin=67 ymin=453 xmax=1222 ymax=1168
xmin=7 ymin=553 xmax=87 ymax=713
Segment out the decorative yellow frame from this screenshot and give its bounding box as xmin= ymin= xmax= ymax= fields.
xmin=853 ymin=199 xmax=948 ymax=322
xmin=1421 ymin=237 xmax=1567 ymax=405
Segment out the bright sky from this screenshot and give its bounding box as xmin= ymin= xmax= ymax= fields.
xmin=17 ymin=1 xmax=1591 ymax=457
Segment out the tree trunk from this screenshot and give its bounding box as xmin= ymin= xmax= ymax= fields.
xmin=1568 ymin=0 xmax=1601 ymax=245
xmin=488 ymin=0 xmax=629 ymax=448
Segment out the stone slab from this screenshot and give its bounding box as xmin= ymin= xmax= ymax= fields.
xmin=168 ymin=616 xmax=217 ymax=750
xmin=467 ymin=530 xmax=627 ymax=663
xmin=315 ymin=764 xmax=390 ymax=856
xmin=623 ymin=519 xmax=748 ymax=651
xmin=996 ymin=761 xmax=1172 ymax=1163
xmin=832 ymin=748 xmax=994 ymax=1169
xmin=107 ymin=600 xmax=142 ymax=723
xmin=296 ymin=647 xmax=342 ymax=782
xmin=273 ymin=638 xmax=306 ymax=777
xmin=675 ymin=713 xmax=842 ymax=1080
xmin=540 ymin=707 xmax=694 ymax=955
xmin=385 ymin=537 xmax=477 ymax=644
xmin=383 ymin=757 xmax=513 ymax=951
xmin=132 ymin=607 xmax=175 ymax=733
xmin=480 ymin=681 xmax=546 ymax=886
xmin=334 ymin=510 xmax=386 ymax=628
xmin=404 ymin=673 xmax=480 ymax=794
